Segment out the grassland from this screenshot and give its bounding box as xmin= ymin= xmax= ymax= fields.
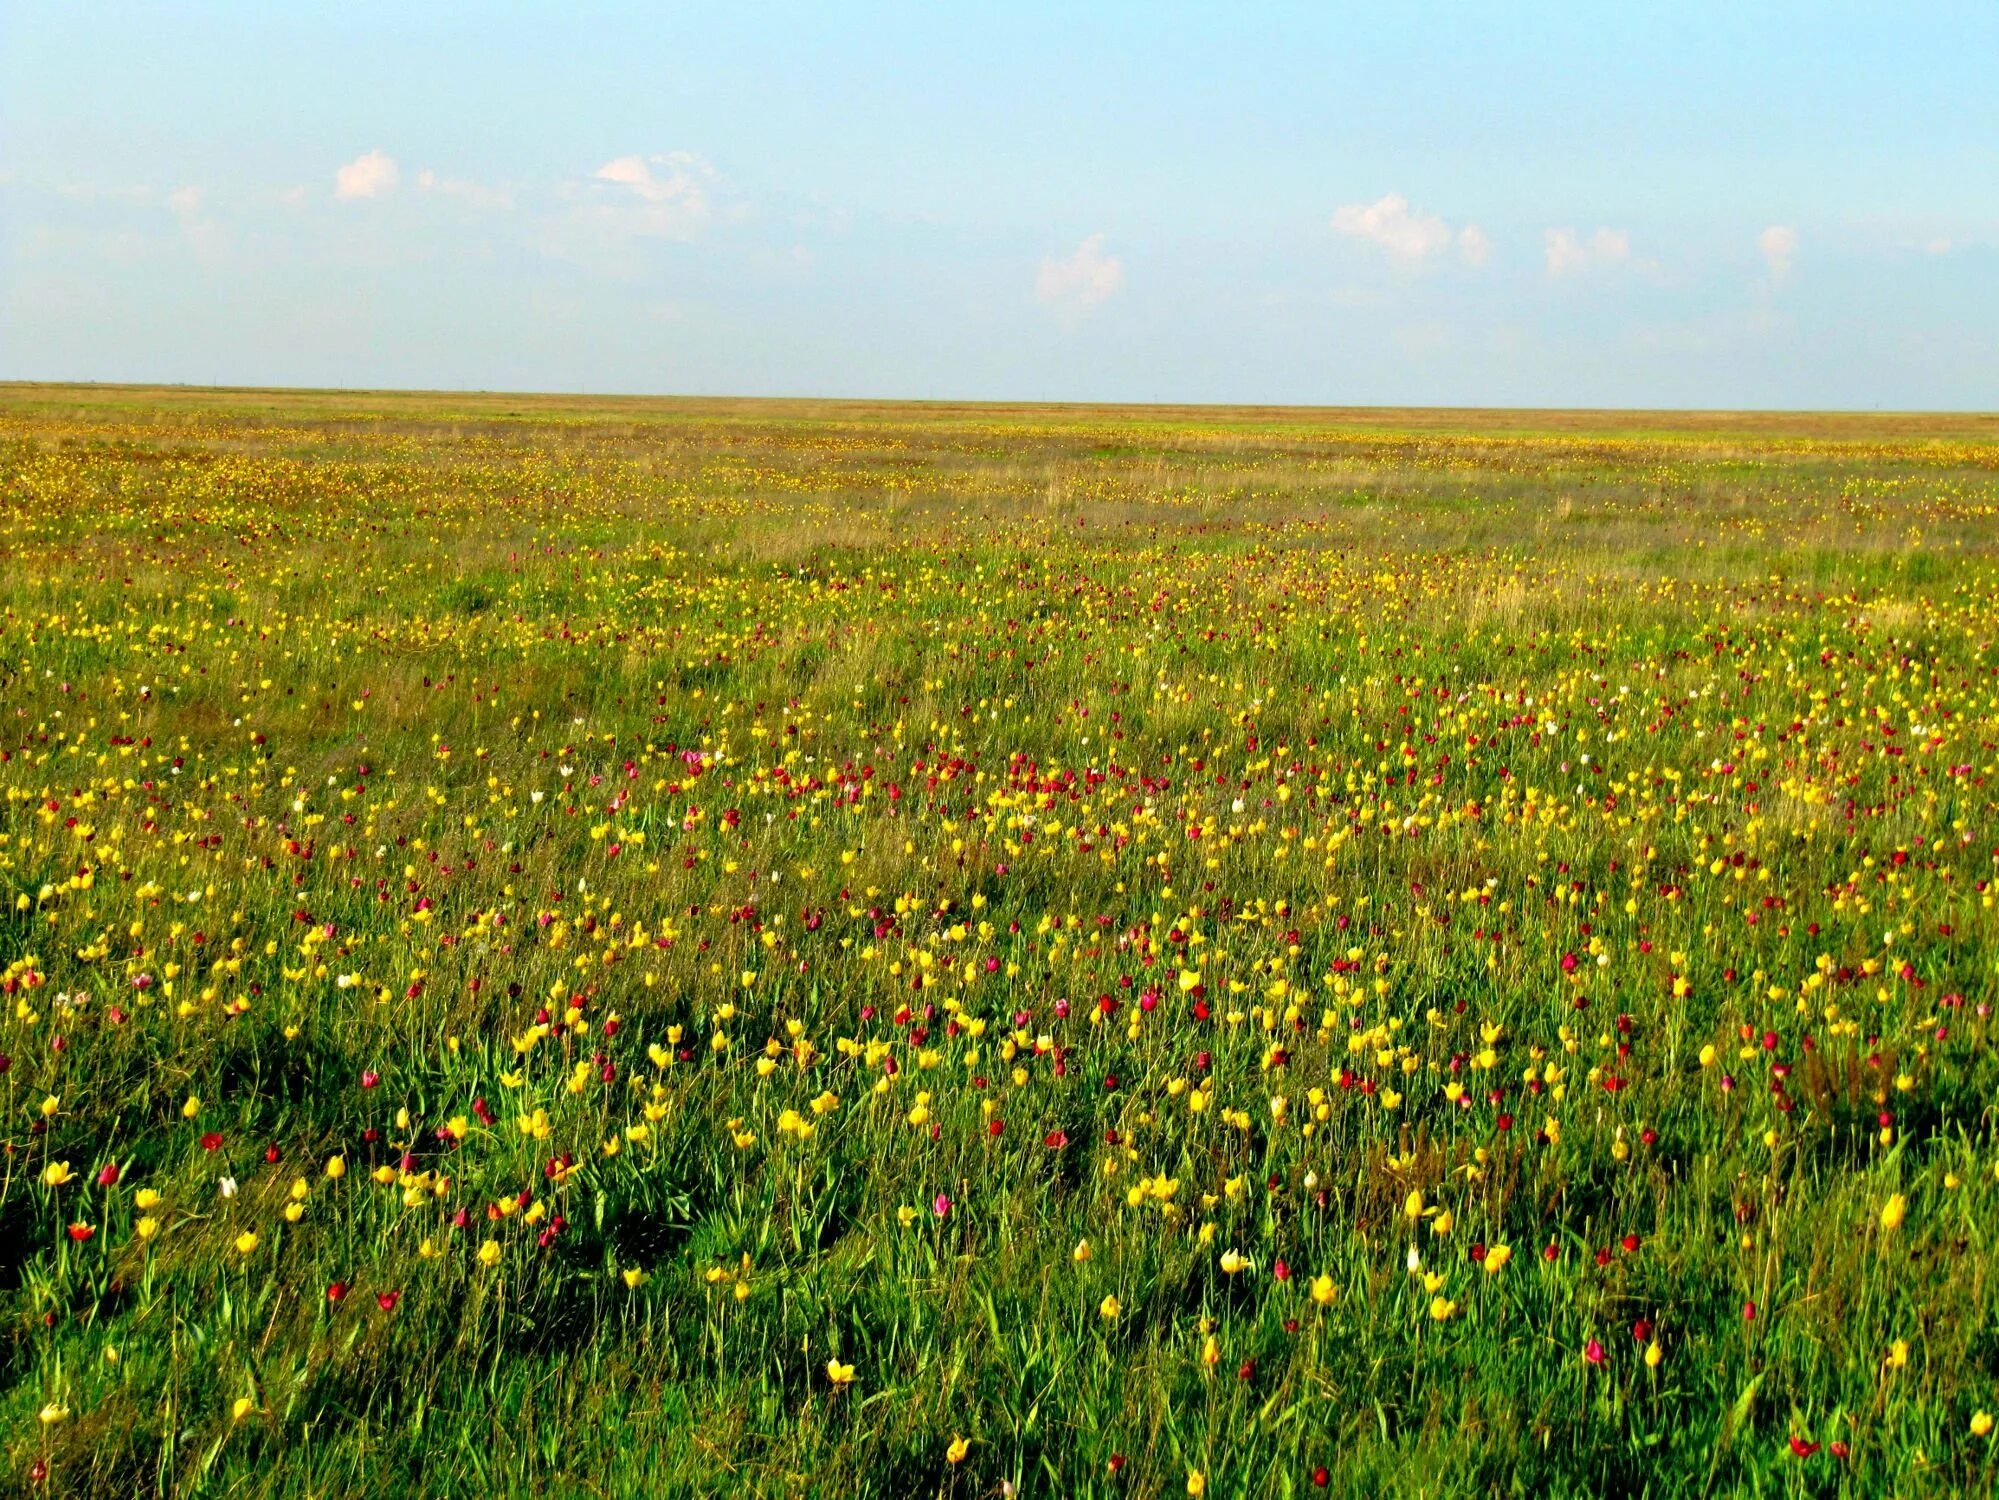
xmin=2 ymin=383 xmax=1998 ymax=1497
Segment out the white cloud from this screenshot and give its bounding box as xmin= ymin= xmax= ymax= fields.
xmin=1757 ymin=224 xmax=1799 ymax=277
xmin=1332 ymin=193 xmax=1490 ymax=268
xmin=1333 ymin=194 xmax=1447 ymax=263
xmin=157 ymin=184 xmax=226 ymax=259
xmin=1036 ymin=232 xmax=1124 ymax=310
xmin=416 ymin=169 xmax=514 ymax=211
xmin=334 ymin=150 xmax=399 ymax=201
xmin=1545 ymin=226 xmax=1630 ymax=275
xmin=586 ymin=151 xmax=716 ymax=238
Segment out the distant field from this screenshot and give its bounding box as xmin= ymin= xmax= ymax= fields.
xmin=2 ymin=384 xmax=1997 ymax=1496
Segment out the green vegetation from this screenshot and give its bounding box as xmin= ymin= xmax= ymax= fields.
xmin=2 ymin=384 xmax=1997 ymax=1496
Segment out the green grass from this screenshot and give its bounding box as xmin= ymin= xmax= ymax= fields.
xmin=0 ymin=384 xmax=1996 ymax=1496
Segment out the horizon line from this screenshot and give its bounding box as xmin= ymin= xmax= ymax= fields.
xmin=2 ymin=378 xmax=1993 ymax=422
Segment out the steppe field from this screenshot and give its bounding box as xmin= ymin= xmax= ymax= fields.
xmin=4 ymin=384 xmax=1999 ymax=1498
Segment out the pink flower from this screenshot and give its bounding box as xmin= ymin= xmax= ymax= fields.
xmin=933 ymin=1194 xmax=952 ymax=1219
xmin=1584 ymin=1339 xmax=1607 ymax=1365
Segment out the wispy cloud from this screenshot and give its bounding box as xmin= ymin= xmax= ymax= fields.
xmin=334 ymin=150 xmax=399 ymax=201
xmin=1757 ymin=224 xmax=1798 ymax=277
xmin=1333 ymin=194 xmax=1489 ymax=268
xmin=1035 ymin=232 xmax=1125 ymax=311
xmin=585 ymin=152 xmax=717 ymax=238
xmin=1456 ymin=223 xmax=1492 ymax=268
xmin=1544 ymin=226 xmax=1630 ymax=275
xmin=416 ymin=169 xmax=513 ymax=212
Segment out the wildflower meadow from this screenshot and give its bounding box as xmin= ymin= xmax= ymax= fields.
xmin=2 ymin=385 xmax=1997 ymax=1496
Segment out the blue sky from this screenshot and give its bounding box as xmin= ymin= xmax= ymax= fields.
xmin=3 ymin=2 xmax=1996 ymax=407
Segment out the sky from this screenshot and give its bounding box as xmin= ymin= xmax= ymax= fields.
xmin=3 ymin=2 xmax=1997 ymax=408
